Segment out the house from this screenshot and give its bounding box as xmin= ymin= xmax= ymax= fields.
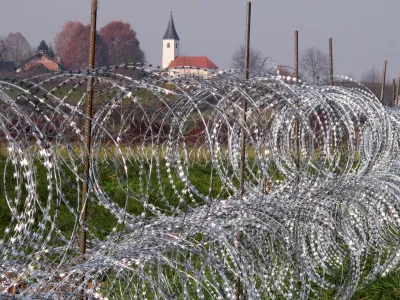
xmin=162 ymin=12 xmax=218 ymax=77
xmin=16 ymin=51 xmax=64 ymax=75
xmin=167 ymin=56 xmax=218 ymax=77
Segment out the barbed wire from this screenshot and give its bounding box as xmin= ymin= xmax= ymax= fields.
xmin=0 ymin=64 xmax=399 ymax=299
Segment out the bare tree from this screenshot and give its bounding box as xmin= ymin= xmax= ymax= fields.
xmin=300 ymin=47 xmax=329 ymax=82
xmin=231 ymin=45 xmax=265 ymax=71
xmin=4 ymin=32 xmax=32 ymax=64
xmin=360 ymin=67 xmax=381 ymax=83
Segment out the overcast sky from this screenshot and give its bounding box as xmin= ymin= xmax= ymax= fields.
xmin=0 ymin=0 xmax=399 ymax=80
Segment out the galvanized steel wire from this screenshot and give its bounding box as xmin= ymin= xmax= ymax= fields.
xmin=0 ymin=65 xmax=399 ymax=299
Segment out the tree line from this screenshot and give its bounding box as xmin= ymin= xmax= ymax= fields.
xmin=231 ymin=45 xmax=386 ymax=84
xmin=0 ymin=20 xmax=145 ymax=70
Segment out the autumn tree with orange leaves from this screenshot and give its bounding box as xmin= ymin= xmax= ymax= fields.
xmin=54 ymin=21 xmax=85 ymax=62
xmin=55 ymin=21 xmax=109 ymax=70
xmin=54 ymin=20 xmax=145 ymax=70
xmin=62 ymin=25 xmax=109 ymax=70
xmin=99 ymin=20 xmax=145 ymax=65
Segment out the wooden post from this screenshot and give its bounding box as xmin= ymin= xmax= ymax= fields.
xmin=396 ymin=77 xmax=400 ymax=107
xmin=294 ymin=31 xmax=300 ymax=184
xmin=237 ymin=3 xmax=251 ymax=299
xmin=80 ymin=0 xmax=98 ymax=297
xmin=294 ymin=30 xmax=298 ymax=81
xmin=393 ymin=79 xmax=396 ymax=107
xmin=329 ymin=37 xmax=334 ymax=86
xmin=380 ymin=60 xmax=387 ymax=103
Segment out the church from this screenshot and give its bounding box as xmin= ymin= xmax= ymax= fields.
xmin=162 ymin=13 xmax=218 ymax=77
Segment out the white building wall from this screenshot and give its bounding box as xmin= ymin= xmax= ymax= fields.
xmin=167 ymin=68 xmax=215 ymax=78
xmin=162 ymin=39 xmax=179 ymax=68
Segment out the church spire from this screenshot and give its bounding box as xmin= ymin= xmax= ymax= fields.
xmin=163 ymin=12 xmax=180 ymax=40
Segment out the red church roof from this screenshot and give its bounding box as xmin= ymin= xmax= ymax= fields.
xmin=167 ymin=56 xmax=218 ymax=69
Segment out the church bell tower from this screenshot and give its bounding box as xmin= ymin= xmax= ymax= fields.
xmin=162 ymin=12 xmax=180 ymax=68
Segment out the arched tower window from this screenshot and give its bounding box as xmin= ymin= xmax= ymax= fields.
xmin=176 ymin=43 xmax=178 ymax=48
xmin=167 ymin=42 xmax=170 ymax=48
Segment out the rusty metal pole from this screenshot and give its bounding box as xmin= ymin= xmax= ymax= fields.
xmin=237 ymin=3 xmax=251 ymax=299
xmin=329 ymin=37 xmax=334 ymax=86
xmin=393 ymin=79 xmax=396 ymax=107
xmin=294 ymin=31 xmax=300 ymax=184
xmin=242 ymin=3 xmax=251 ymax=83
xmin=294 ymin=30 xmax=298 ymax=81
xmin=396 ymin=77 xmax=400 ymax=107
xmin=80 ymin=0 xmax=98 ymax=297
xmin=380 ymin=60 xmax=387 ymax=103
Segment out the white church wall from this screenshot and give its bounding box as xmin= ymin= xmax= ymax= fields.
xmin=162 ymin=39 xmax=179 ymax=68
xmin=167 ymin=68 xmax=214 ymax=78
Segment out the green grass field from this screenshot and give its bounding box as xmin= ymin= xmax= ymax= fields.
xmin=0 ymin=153 xmax=398 ymax=299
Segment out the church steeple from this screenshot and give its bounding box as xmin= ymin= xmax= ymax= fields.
xmin=162 ymin=12 xmax=180 ymax=68
xmin=163 ymin=12 xmax=180 ymax=40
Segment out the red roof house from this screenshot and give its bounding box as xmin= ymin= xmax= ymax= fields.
xmin=166 ymin=56 xmax=218 ymax=78
xmin=16 ymin=52 xmax=64 ymax=75
xmin=167 ymin=56 xmax=218 ymax=69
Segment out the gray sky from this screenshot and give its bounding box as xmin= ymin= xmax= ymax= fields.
xmin=0 ymin=0 xmax=399 ymax=80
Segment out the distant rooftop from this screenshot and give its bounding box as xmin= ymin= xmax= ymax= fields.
xmin=163 ymin=12 xmax=180 ymax=40
xmin=15 ymin=52 xmax=64 ymax=74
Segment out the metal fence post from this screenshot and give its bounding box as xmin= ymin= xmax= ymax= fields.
xmin=237 ymin=3 xmax=251 ymax=299
xmin=380 ymin=60 xmax=387 ymax=103
xmin=80 ymin=0 xmax=98 ymax=297
xmin=329 ymin=37 xmax=334 ymax=86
